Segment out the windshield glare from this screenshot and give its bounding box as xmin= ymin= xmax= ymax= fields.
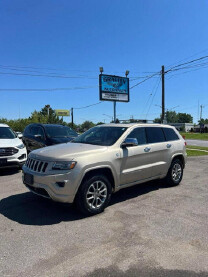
xmin=72 ymin=126 xmax=128 ymax=146
xmin=0 ymin=127 xmax=17 ymax=139
xmin=45 ymin=126 xmax=78 ymax=138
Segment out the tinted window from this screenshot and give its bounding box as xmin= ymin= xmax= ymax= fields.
xmin=146 ymin=127 xmax=165 ymax=143
xmin=72 ymin=126 xmax=128 ymax=146
xmin=23 ymin=126 xmax=30 ymax=135
xmin=127 ymin=127 xmax=147 ymax=145
xmin=0 ymin=127 xmax=17 ymax=139
xmin=30 ymin=126 xmax=45 ymax=137
xmin=45 ymin=126 xmax=78 ymax=138
xmin=163 ymin=128 xmax=179 ymax=141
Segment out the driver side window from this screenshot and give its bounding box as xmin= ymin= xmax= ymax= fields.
xmin=127 ymin=127 xmax=147 ymax=145
xmin=30 ymin=126 xmax=45 ymax=138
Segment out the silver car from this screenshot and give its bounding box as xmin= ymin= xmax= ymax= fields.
xmin=22 ymin=124 xmax=187 ymax=215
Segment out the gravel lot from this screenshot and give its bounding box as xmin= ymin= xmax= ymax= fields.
xmin=0 ymin=157 xmax=208 ymax=277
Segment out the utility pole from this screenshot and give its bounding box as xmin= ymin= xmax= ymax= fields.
xmin=200 ymin=105 xmax=205 ymax=133
xmin=113 ymin=101 xmax=116 ymax=123
xmin=200 ymin=105 xmax=204 ymax=122
xmin=161 ymin=65 xmax=165 ymax=123
xmin=45 ymin=104 xmax=50 ymax=123
xmin=71 ymin=107 xmax=74 ymax=128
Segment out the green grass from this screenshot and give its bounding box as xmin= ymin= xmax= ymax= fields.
xmin=186 ymin=145 xmax=208 ymax=151
xmin=186 ymin=149 xmax=208 ymax=156
xmin=180 ymin=132 xmax=208 ymax=140
xmin=186 ymin=145 xmax=208 ymax=156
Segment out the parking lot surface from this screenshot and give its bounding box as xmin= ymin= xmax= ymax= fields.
xmin=0 ymin=157 xmax=208 ymax=277
xmin=186 ymin=139 xmax=208 ymax=147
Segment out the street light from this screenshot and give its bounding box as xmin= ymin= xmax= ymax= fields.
xmin=99 ymin=67 xmax=104 ymax=74
xmin=125 ymin=70 xmax=130 ymax=77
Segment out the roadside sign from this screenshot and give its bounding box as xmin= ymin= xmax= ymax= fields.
xmin=55 ymin=109 xmax=70 ymax=116
xmin=99 ymin=74 xmax=129 ymax=102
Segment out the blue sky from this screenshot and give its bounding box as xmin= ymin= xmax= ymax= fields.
xmin=0 ymin=0 xmax=207 ymax=124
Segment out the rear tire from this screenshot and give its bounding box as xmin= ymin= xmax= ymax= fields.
xmin=165 ymin=159 xmax=183 ymax=186
xmin=75 ymin=174 xmax=112 ymax=216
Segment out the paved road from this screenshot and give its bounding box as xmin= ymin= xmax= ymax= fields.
xmin=0 ymin=157 xmax=208 ymax=277
xmin=186 ymin=139 xmax=208 ymax=147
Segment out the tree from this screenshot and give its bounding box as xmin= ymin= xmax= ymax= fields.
xmin=165 ymin=111 xmax=178 ymax=123
xmin=80 ymin=121 xmax=95 ymax=132
xmin=153 ymin=111 xmax=193 ymax=123
xmin=153 ymin=117 xmax=161 ymax=123
xmin=198 ymin=118 xmax=208 ymax=124
xmin=177 ymin=113 xmax=193 ymax=123
xmin=40 ymin=105 xmax=63 ymax=124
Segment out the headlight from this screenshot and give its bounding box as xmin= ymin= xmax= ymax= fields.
xmin=16 ymin=143 xmax=25 ymax=149
xmin=52 ymin=161 xmax=76 ymax=170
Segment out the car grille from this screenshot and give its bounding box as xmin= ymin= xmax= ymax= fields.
xmin=0 ymin=147 xmax=19 ymax=157
xmin=25 ymin=158 xmax=48 ymax=173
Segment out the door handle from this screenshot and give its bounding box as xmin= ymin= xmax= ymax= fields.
xmin=144 ymin=147 xmax=151 ymax=152
xmin=167 ymin=144 xmax=172 ymax=148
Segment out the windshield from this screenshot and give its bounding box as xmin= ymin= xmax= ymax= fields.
xmin=45 ymin=126 xmax=78 ymax=138
xmin=0 ymin=127 xmax=17 ymax=139
xmin=72 ymin=126 xmax=128 ymax=146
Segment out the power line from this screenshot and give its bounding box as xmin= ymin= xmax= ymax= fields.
xmin=0 ymin=86 xmax=98 ymax=92
xmin=166 ymin=55 xmax=208 ymax=73
xmin=166 ymin=65 xmax=208 ymax=80
xmin=145 ymin=77 xmax=161 ymax=119
xmin=0 ymin=65 xmax=98 ymax=78
xmin=74 ymin=102 xmax=102 ymax=110
xmin=130 ymin=72 xmax=160 ymax=89
xmin=166 ymin=48 xmax=208 ymax=69
xmin=0 ymin=71 xmax=97 ymax=79
xmin=0 ymin=64 xmax=159 ymax=76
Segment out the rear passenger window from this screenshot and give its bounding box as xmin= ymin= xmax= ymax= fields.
xmin=146 ymin=127 xmax=165 ymax=143
xmin=163 ymin=128 xmax=179 ymax=141
xmin=127 ymin=127 xmax=147 ymax=145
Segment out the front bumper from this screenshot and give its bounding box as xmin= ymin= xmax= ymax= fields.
xmin=0 ymin=148 xmax=27 ymax=168
xmin=22 ymin=166 xmax=80 ymax=203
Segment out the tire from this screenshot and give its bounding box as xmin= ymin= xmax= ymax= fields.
xmin=75 ymin=174 xmax=112 ymax=216
xmin=165 ymin=159 xmax=183 ymax=186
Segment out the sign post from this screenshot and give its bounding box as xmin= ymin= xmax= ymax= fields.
xmin=55 ymin=109 xmax=70 ymax=117
xmin=99 ymin=74 xmax=129 ymax=123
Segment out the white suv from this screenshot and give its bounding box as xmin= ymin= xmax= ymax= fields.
xmin=0 ymin=124 xmax=27 ymax=169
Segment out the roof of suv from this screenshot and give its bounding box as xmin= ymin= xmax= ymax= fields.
xmin=97 ymin=123 xmax=175 ymax=128
xmin=27 ymin=123 xmax=67 ymax=128
xmin=0 ymin=123 xmax=9 ymax=127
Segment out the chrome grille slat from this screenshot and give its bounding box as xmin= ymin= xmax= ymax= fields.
xmin=25 ymin=158 xmax=48 ymax=173
xmin=31 ymin=160 xmax=35 ymax=170
xmin=34 ymin=160 xmax=39 ymax=171
xmin=38 ymin=161 xmax=43 ymax=172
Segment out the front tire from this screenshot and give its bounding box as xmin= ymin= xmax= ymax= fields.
xmin=75 ymin=175 xmax=112 ymax=216
xmin=165 ymin=159 xmax=183 ymax=186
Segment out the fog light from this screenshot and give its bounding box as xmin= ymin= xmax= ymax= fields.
xmin=18 ymin=154 xmax=26 ymax=160
xmin=56 ymin=182 xmax=65 ymax=188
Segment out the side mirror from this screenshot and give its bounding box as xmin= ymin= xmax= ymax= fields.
xmin=17 ymin=133 xmax=23 ymax=139
xmin=121 ymin=138 xmax=138 ymax=148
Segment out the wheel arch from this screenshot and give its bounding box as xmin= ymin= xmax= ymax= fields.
xmin=171 ymin=154 xmax=185 ymax=168
xmin=79 ymin=167 xmax=116 ymax=192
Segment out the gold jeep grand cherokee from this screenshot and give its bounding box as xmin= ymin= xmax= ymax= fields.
xmin=23 ymin=124 xmax=187 ymax=215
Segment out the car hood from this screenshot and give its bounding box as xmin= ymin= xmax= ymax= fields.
xmin=30 ymin=142 xmax=108 ymax=161
xmin=0 ymin=137 xmax=22 ymax=147
xmin=49 ymin=137 xmax=75 ymax=144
